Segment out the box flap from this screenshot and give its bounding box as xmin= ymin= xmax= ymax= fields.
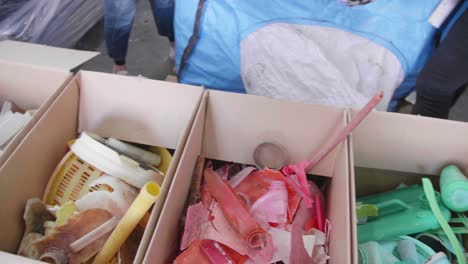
xmin=77 ymin=71 xmax=204 ymax=149
xmin=352 ymin=110 xmax=468 ymax=175
xmin=0 ymin=40 xmax=98 ymax=71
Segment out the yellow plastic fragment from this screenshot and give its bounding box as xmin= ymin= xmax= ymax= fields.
xmin=92 ymin=182 xmax=160 ymax=264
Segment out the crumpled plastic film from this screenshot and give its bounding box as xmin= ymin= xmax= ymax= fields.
xmin=0 ymin=0 xmax=103 ymax=48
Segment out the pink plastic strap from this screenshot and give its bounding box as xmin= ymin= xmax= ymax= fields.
xmin=282 ymin=161 xmax=314 ymax=208
xmin=305 ymin=91 xmax=383 ymax=172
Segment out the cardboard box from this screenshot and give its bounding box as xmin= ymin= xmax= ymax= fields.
xmin=0 ymin=40 xmax=99 ymax=168
xmin=146 ymin=90 xmax=353 ymax=264
xmin=350 ymin=111 xmax=468 ymax=263
xmin=0 ymin=61 xmax=72 ymax=166
xmin=0 ymin=71 xmax=204 ymax=263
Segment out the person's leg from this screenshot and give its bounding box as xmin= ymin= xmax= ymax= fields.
xmin=104 ymin=0 xmax=137 ymax=74
xmin=412 ymin=10 xmax=468 ymax=118
xmin=149 ymin=0 xmax=175 ymax=42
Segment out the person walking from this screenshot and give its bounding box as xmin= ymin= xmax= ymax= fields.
xmin=104 ymin=0 xmax=175 ymax=75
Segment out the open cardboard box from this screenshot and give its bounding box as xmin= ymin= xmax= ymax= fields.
xmin=0 ymin=61 xmax=72 ymax=166
xmin=350 ymin=111 xmax=468 ymax=263
xmin=145 ymin=90 xmax=353 ymax=264
xmin=0 ymin=71 xmax=204 ymax=263
xmin=0 ymin=40 xmax=99 ymax=168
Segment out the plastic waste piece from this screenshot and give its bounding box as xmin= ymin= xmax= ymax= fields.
xmin=203 ymin=168 xmax=273 ymax=263
xmin=176 ymin=239 xmax=249 ymax=264
xmin=55 ymin=201 xmax=76 ymax=226
xmin=290 ymin=220 xmax=313 ymax=264
xmin=18 ymin=233 xmax=43 ymax=258
xmin=356 ymin=202 xmax=379 ymax=219
xmin=148 ymin=146 xmax=172 ymax=174
xmin=33 ymin=208 xmax=113 ymax=264
xmin=228 ymin=166 xmax=256 ymax=188
xmin=43 ymin=221 xmax=56 ymax=236
xmin=416 ymin=233 xmax=457 ymax=260
xmin=397 ymin=239 xmax=418 ymax=264
xmin=17 ymin=198 xmax=55 ymax=258
xmin=0 ymin=111 xmax=31 ymax=147
xmin=357 ymin=184 xmax=451 ymax=243
xmin=282 ymin=162 xmax=314 ymax=208
xmin=43 ymin=150 xmax=105 ymax=206
xmin=304 ymin=91 xmax=383 ymax=172
xmin=422 ymin=178 xmax=466 ymax=264
xmin=105 ymin=138 xmax=161 ymax=166
xmin=426 ymin=252 xmax=451 ymax=264
xmin=71 ymin=132 xmax=163 ymax=188
xmin=312 ymin=245 xmax=330 ymax=264
xmin=359 ymin=241 xmax=387 ymax=264
xmin=358 ymin=236 xmax=449 ymax=264
xmin=250 ymin=181 xmax=288 ymax=224
xmin=234 ymin=168 xmax=301 ymax=224
xmin=69 ymin=217 xmax=119 ymax=253
xmin=440 ymin=165 xmax=468 ymax=212
xmin=0 ymin=101 xmax=12 ymax=115
xmin=175 ymin=240 xmax=211 ymax=264
xmin=315 ymin=194 xmax=325 ymax=232
xmin=202 ymin=203 xmax=249 ymax=255
xmin=92 ymin=182 xmax=161 ymax=264
xmin=200 ymin=240 xmax=236 ymax=263
xmin=215 ymin=163 xmax=241 ymax=181
xmin=75 ymin=175 xmax=139 ymax=216
xmin=180 ymin=202 xmax=210 ymax=250
xmin=268 ymin=227 xmax=315 ymax=264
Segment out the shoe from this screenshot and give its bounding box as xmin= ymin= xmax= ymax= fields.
xmin=112 ymin=65 xmax=129 ymax=76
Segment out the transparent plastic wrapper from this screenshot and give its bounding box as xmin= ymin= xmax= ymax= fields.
xmin=0 ymin=0 xmax=103 ymax=48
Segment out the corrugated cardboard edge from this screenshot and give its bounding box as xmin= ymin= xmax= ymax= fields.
xmin=142 ymin=91 xmax=208 ymax=264
xmin=0 ymin=61 xmax=73 ymax=168
xmin=0 ymin=40 xmax=99 ymax=71
xmin=347 ymin=110 xmax=358 ymax=264
xmin=133 ymin=89 xmax=206 ymax=264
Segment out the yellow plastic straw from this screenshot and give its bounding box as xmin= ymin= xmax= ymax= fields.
xmin=92 ymin=182 xmax=160 ymax=264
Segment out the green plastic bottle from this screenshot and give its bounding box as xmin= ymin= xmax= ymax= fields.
xmin=440 ymin=165 xmax=468 ymax=213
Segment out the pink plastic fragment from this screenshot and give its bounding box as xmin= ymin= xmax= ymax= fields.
xmin=181 ymin=203 xmax=210 ymax=250
xmin=289 ymin=219 xmax=313 ymax=264
xmin=269 ymin=227 xmax=315 ymax=264
xmin=202 ymin=203 xmax=249 ymax=255
xmin=200 ymin=240 xmax=236 ymax=264
xmin=312 ymin=245 xmax=330 ymax=264
xmin=282 ymin=164 xmax=314 ymax=208
xmin=315 ymin=194 xmax=325 ymax=232
xmin=292 ymin=200 xmax=313 ymax=231
xmin=216 ymin=163 xmax=241 ymax=181
xmin=234 ymin=169 xmax=301 ymax=224
xmin=228 ymin=166 xmax=256 ymax=188
xmin=282 ymin=91 xmax=383 ymax=210
xmin=305 ymin=91 xmax=383 ymax=172
xmin=250 ymin=181 xmax=288 ymax=224
xmin=204 ymin=168 xmax=274 ymax=263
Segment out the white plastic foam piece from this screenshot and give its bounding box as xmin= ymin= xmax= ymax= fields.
xmin=71 ymin=132 xmax=163 ymax=189
xmin=0 ymin=111 xmax=31 ymax=149
xmin=0 ymin=101 xmax=12 ymax=116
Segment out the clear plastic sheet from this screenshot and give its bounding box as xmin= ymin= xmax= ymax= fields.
xmin=0 ymin=0 xmax=103 ymax=48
